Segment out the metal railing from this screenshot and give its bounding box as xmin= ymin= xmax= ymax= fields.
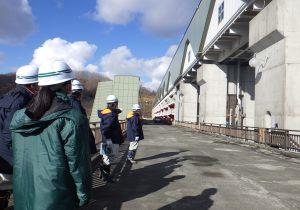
xmin=173 ymin=121 xmax=300 ymax=152
xmin=89 ymin=120 xmax=127 ymax=144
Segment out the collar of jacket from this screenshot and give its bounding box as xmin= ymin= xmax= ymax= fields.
xmin=101 ymin=108 xmax=112 ymax=115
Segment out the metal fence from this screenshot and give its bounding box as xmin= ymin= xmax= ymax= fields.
xmin=173 ymin=121 xmax=300 ymax=152
xmin=89 ymin=120 xmax=127 ymax=144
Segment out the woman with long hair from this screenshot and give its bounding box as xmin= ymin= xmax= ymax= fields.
xmin=10 ymin=60 xmax=92 ymax=210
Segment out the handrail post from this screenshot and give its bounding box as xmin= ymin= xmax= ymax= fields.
xmin=285 ymin=130 xmax=288 ymax=150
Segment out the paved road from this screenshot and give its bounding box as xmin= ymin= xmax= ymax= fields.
xmin=86 ymin=122 xmax=300 ymax=210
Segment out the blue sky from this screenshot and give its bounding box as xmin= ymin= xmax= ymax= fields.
xmin=0 ymin=0 xmax=200 ymax=90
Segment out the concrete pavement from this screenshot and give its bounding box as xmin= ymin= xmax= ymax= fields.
xmin=87 ymin=122 xmax=300 ymax=210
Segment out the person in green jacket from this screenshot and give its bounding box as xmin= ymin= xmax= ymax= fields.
xmin=10 ymin=60 xmax=92 ymax=210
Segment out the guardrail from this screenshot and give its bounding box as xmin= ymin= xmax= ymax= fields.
xmin=173 ymin=121 xmax=300 ymax=152
xmin=89 ymin=120 xmax=127 ymax=145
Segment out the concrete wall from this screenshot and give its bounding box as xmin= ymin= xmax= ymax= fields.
xmin=197 ymin=64 xmax=227 ymax=124
xmin=249 ymin=0 xmax=300 ymax=130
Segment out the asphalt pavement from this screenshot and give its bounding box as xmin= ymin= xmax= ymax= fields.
xmin=85 ymin=121 xmax=300 ymax=210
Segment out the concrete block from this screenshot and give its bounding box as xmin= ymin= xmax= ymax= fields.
xmin=249 ymin=0 xmax=284 ymax=52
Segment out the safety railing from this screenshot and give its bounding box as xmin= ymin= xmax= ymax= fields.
xmin=173 ymin=121 xmax=300 ymax=152
xmin=89 ymin=120 xmax=127 ymax=145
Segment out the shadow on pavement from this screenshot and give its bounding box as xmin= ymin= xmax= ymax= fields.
xmin=182 ymin=155 xmax=219 ymax=167
xmin=85 ymin=156 xmax=185 ymax=210
xmin=157 ymin=188 xmax=217 ymax=210
xmin=136 ymin=151 xmax=188 ymax=162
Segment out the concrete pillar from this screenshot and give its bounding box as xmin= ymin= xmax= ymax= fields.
xmin=240 ymin=67 xmax=255 ymax=127
xmin=179 ymin=81 xmax=198 ymax=123
xmin=249 ymin=0 xmax=300 ymax=130
xmin=197 ymin=64 xmax=227 ymax=124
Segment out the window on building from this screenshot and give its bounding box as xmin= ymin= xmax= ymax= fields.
xmin=218 ymin=1 xmax=224 ymax=24
xmin=187 ymin=51 xmax=191 ymax=63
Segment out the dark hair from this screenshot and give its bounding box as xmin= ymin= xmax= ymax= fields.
xmin=26 ymin=86 xmax=55 ymax=120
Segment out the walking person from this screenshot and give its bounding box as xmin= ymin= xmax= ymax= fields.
xmin=10 ymin=60 xmax=92 ymax=210
xmin=69 ymin=79 xmax=97 ymax=155
xmin=126 ymin=104 xmax=144 ymax=164
xmin=98 ymin=95 xmax=123 ymax=182
xmin=0 ymin=65 xmax=38 ymax=210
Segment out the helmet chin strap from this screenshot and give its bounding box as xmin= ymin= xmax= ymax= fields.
xmin=23 ymin=84 xmax=35 ymax=95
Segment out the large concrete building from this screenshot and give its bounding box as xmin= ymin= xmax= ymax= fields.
xmin=152 ymin=0 xmax=300 ymax=130
xmin=90 ymin=75 xmax=140 ymax=123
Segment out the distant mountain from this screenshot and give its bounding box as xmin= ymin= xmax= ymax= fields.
xmin=73 ymin=71 xmax=110 ymax=115
xmin=0 ymin=73 xmax=16 ymax=96
xmin=139 ymin=86 xmax=156 ymax=118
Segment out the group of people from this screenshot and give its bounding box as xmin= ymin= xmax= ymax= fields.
xmin=97 ymin=95 xmax=144 ymax=182
xmin=0 ymin=60 xmax=144 ymax=210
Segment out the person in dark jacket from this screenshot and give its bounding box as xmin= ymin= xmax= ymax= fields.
xmin=10 ymin=60 xmax=92 ymax=210
xmin=98 ymin=95 xmax=122 ymax=182
xmin=69 ymin=79 xmax=97 ymax=154
xmin=0 ymin=65 xmax=38 ymax=210
xmin=126 ymin=104 xmax=144 ymax=163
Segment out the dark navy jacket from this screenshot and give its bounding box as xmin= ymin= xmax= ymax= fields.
xmin=98 ymin=108 xmax=122 ymax=144
xmin=69 ymin=96 xmax=97 ymax=154
xmin=0 ymin=85 xmax=33 ymax=173
xmin=126 ymin=111 xmax=144 ymax=142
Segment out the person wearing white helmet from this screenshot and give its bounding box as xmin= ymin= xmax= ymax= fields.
xmin=69 ymin=79 xmax=97 ymax=154
xmin=126 ymin=104 xmax=144 ymax=163
xmin=10 ymin=60 xmax=92 ymax=210
xmin=97 ymin=94 xmax=123 ymax=182
xmin=0 ymin=64 xmax=38 ymax=209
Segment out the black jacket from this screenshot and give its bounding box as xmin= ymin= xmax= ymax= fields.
xmin=0 ymin=85 xmax=33 ymax=173
xmin=69 ymin=96 xmax=97 ymax=154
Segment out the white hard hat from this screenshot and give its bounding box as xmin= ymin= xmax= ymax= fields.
xmin=106 ymin=95 xmax=118 ymax=103
xmin=38 ymin=60 xmax=74 ymax=86
xmin=15 ymin=65 xmax=39 ymax=85
xmin=71 ymin=79 xmax=84 ymax=92
xmin=132 ymin=104 xmax=141 ymax=110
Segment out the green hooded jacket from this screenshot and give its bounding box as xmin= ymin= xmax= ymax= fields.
xmin=10 ymin=92 xmax=92 ymax=210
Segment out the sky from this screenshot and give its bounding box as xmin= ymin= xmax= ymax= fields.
xmin=0 ymin=0 xmax=200 ymax=90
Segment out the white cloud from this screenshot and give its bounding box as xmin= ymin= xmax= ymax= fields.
xmin=93 ymin=0 xmax=199 ymax=38
xmin=100 ymin=45 xmax=177 ymax=90
xmin=31 ymin=38 xmax=98 ymax=71
xmin=0 ymin=52 xmax=6 ymax=64
xmin=0 ymin=0 xmax=35 ymax=44
xmin=30 ymin=38 xmax=177 ymax=90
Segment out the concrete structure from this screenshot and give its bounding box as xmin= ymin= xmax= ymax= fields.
xmin=153 ymin=0 xmax=300 ymax=130
xmin=90 ymin=75 xmax=140 ymax=123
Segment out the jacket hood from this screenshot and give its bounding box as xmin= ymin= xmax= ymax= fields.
xmin=10 ymin=109 xmax=71 ymax=134
xmin=10 ymin=91 xmax=76 ymax=134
